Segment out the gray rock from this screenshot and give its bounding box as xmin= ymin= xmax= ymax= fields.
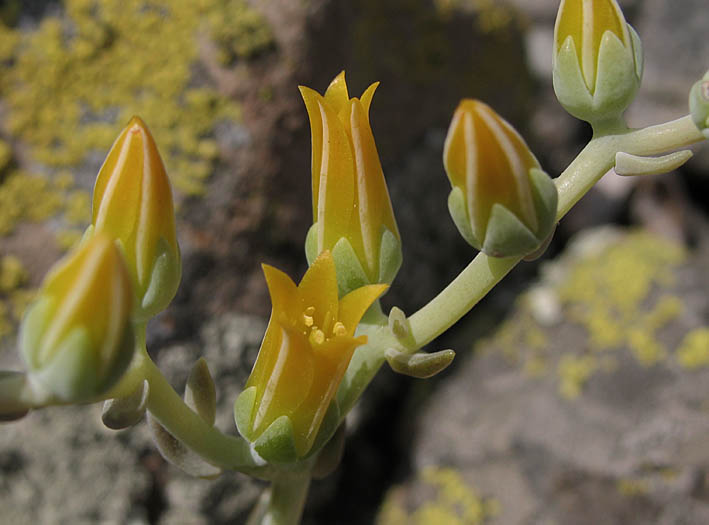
xmin=378 ymin=228 xmax=709 ymax=524
xmin=0 ymin=313 xmax=267 ymax=524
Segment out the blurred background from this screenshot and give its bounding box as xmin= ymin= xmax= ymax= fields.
xmin=1 ymin=0 xmax=709 ymax=523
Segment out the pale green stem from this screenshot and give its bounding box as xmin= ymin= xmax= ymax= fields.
xmin=103 ymin=324 xmax=273 ymax=477
xmin=142 ymin=356 xmax=268 ymax=475
xmin=253 ymin=471 xmax=312 ymax=525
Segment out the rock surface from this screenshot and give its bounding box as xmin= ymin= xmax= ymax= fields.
xmin=0 ymin=314 xmax=266 ymax=524
xmin=378 ymin=229 xmax=709 ymax=524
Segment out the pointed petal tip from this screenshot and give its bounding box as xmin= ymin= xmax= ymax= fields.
xmin=127 ymin=115 xmax=148 ymax=132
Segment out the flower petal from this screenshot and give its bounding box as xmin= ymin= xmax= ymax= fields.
xmin=338 ymin=283 xmax=388 ymax=335
xmin=298 ymin=251 xmax=339 ymax=328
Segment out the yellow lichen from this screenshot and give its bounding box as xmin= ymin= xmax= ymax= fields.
xmin=0 ymin=256 xmax=35 ymax=342
xmin=617 ymin=478 xmax=650 ymax=497
xmin=482 ymin=231 xmax=689 ymax=398
xmin=63 ymin=191 xmax=92 ymax=226
xmin=676 ymin=328 xmax=709 ymax=369
xmin=558 ymin=354 xmax=598 ymax=400
xmin=0 ymin=139 xmax=11 ymax=172
xmin=0 ymin=172 xmax=64 ymax=235
xmin=9 ymin=288 xmax=36 ymax=320
xmin=0 ymin=255 xmax=27 ymax=293
xmin=0 ymin=301 xmax=12 ymax=338
xmin=377 ymin=467 xmax=498 ymax=525
xmin=0 ymin=0 xmax=267 ymax=197
xmin=55 ymin=229 xmax=84 ymax=252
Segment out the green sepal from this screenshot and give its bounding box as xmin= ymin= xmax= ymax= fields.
xmin=20 ymin=296 xmax=54 ymax=370
xmin=689 ymin=72 xmax=709 ymax=135
xmin=529 ymin=168 xmax=558 ymax=240
xmin=304 ymin=400 xmax=340 ymax=459
xmin=553 ymin=36 xmax=594 ymax=122
xmin=447 ymin=186 xmax=480 ymax=249
xmin=377 ymin=227 xmax=402 ymax=286
xmin=629 ymin=25 xmax=644 ymax=83
xmin=33 ymin=327 xmax=98 ymax=402
xmin=304 ymin=223 xmax=319 ymax=266
xmin=37 ymin=322 xmax=134 ymax=403
xmin=253 ymin=415 xmax=298 ymax=464
xmin=138 ymin=237 xmax=181 ymax=322
xmin=384 ymin=348 xmax=455 ymax=379
xmin=483 ymin=204 xmax=540 ymax=258
xmin=233 ymin=385 xmax=257 ymax=440
xmin=592 ymin=30 xmax=641 ymax=123
xmin=553 ymin=29 xmax=641 ymax=125
xmin=331 ymin=236 xmax=370 ymax=296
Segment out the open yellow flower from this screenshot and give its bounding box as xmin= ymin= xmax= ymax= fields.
xmin=92 ymin=116 xmax=180 ymax=320
xmin=245 ymin=251 xmax=387 ymax=457
xmin=300 ymin=72 xmax=401 ymax=294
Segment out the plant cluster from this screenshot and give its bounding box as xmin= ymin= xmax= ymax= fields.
xmin=2 ymin=1 xmax=709 ymax=523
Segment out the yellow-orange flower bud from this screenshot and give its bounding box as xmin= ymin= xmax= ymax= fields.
xmin=91 ymin=116 xmax=180 ymax=320
xmin=300 ymin=72 xmax=401 ymax=295
xmin=444 ymin=100 xmax=557 ymax=257
xmin=237 ymin=251 xmax=386 ymax=459
xmin=553 ymin=0 xmax=643 ymax=124
xmin=20 ymin=233 xmax=134 ymax=402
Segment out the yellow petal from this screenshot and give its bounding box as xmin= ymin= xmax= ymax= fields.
xmin=324 ymin=70 xmax=349 ymax=115
xmin=318 ymin=100 xmax=356 ymax=252
xmin=338 ymin=284 xmax=388 ymax=335
xmin=556 ymin=0 xmax=583 ymax=64
xmin=298 ymin=251 xmax=339 ymax=329
xmin=261 ymin=263 xmax=299 ymax=317
xmin=359 ymin=82 xmax=380 ymax=122
xmin=299 ymin=86 xmax=325 ymax=222
xmin=250 ymin=325 xmax=314 ymax=439
xmin=349 ymin=99 xmax=400 ymax=277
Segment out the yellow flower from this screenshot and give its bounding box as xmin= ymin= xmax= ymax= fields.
xmin=444 ymin=99 xmax=557 ymax=258
xmin=91 ymin=116 xmax=181 ymax=320
xmin=20 ymin=233 xmax=134 ymax=402
xmin=553 ymin=0 xmax=643 ymax=124
xmin=244 ymin=250 xmax=387 ymax=457
xmin=300 ymin=72 xmax=401 ymax=294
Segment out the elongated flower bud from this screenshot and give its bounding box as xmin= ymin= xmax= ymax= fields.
xmin=20 ymin=234 xmax=134 ymax=402
xmin=553 ymin=0 xmax=643 ymax=126
xmin=92 ymin=116 xmax=181 ymax=321
xmin=444 ymin=100 xmax=557 ymax=258
xmin=301 ymin=72 xmax=401 ymax=295
xmin=235 ymin=251 xmax=386 ymax=459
